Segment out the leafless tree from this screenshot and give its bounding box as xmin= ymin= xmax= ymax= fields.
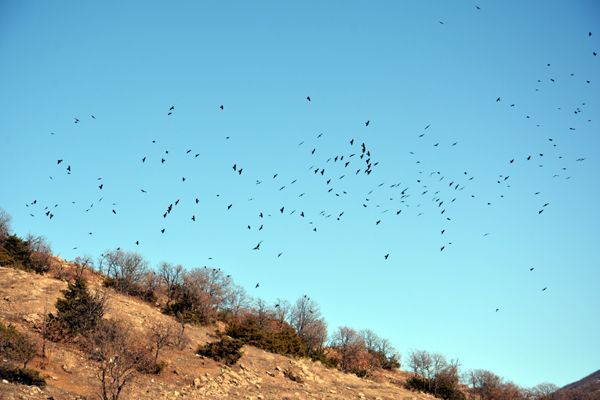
xmin=0 ymin=207 xmax=11 ymax=240
xmin=158 ymin=262 xmax=184 ymax=304
xmin=148 ymin=321 xmax=175 ymax=364
xmin=99 ymin=249 xmax=149 ymax=294
xmin=84 ymin=320 xmax=144 ymax=400
xmin=290 ymin=295 xmax=328 ymax=352
xmin=329 ymin=326 xmax=365 ymax=372
xmin=25 ymin=234 xmax=52 ymax=273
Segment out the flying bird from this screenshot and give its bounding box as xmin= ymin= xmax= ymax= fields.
xmin=253 ymin=241 xmax=262 ymax=250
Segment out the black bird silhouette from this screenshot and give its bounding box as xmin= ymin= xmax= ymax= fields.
xmin=306 ymin=96 xmax=311 ymax=102
xmin=542 ymin=287 xmax=547 ymax=291
xmin=169 ymin=106 xmax=174 ymax=111
xmin=253 ymin=241 xmax=262 ymax=250
xmin=112 ymin=209 xmax=116 ymax=214
xmin=57 ymin=159 xmax=63 ymax=165
xmin=495 ymin=308 xmax=499 ymax=312
xmin=220 ymin=105 xmax=224 ymax=110
xmin=192 ymin=215 xmax=196 ymax=221
xmin=161 ymin=228 xmax=165 ymax=234
xmin=255 ymin=283 xmax=260 ymax=288
xmin=280 ymin=207 xmax=285 ymax=214
xmin=529 ymin=267 xmax=535 ymax=271
xmin=227 ymin=204 xmax=233 ymax=210
xmin=350 ymin=138 xmax=354 ymax=145
xmin=142 ymin=156 xmax=146 ymax=163
xmin=98 ymin=184 xmax=103 ymax=190
xmin=74 ymin=118 xmax=80 ymax=123
xmin=496 ymin=97 xmax=501 ymax=102
xmin=384 ymin=254 xmax=389 ymax=260
xmin=365 ymin=120 xmax=370 ymax=126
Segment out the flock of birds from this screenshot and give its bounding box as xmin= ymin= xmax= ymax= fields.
xmin=21 ymin=27 xmax=597 ymax=313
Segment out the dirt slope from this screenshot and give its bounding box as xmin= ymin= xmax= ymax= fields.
xmin=0 ymin=265 xmax=433 ymax=400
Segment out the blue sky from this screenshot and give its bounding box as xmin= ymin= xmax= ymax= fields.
xmin=1 ymin=0 xmax=599 ymax=388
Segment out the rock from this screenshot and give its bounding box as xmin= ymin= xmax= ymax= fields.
xmin=61 ymin=364 xmax=71 ymax=373
xmin=193 ymin=377 xmax=203 ymax=388
xmin=257 ymin=395 xmax=264 ymax=400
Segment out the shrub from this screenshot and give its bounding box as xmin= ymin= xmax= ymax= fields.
xmin=52 ymin=277 xmax=107 ymax=337
xmin=197 ymin=336 xmax=243 ymax=365
xmin=82 ymin=319 xmax=144 ymax=400
xmin=0 ymin=321 xmax=37 ymax=368
xmin=0 ymin=365 xmax=46 ymax=387
xmin=225 ymin=314 xmax=305 ymax=357
xmin=0 ymin=234 xmax=51 ymax=273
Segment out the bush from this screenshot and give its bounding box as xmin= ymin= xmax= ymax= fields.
xmin=104 ymin=277 xmax=156 ymax=303
xmin=0 ymin=321 xmax=37 ymax=368
xmin=405 ymin=374 xmax=466 ymax=400
xmin=52 ymin=277 xmax=107 ymax=337
xmin=0 ymin=234 xmax=51 ymax=274
xmin=0 ymin=365 xmax=46 ymax=387
xmin=197 ymin=336 xmax=243 ymax=365
xmin=226 ymin=314 xmax=305 ymax=357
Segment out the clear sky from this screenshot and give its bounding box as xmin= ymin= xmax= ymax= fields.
xmin=1 ymin=0 xmax=598 ymax=388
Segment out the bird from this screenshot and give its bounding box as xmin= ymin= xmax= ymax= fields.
xmin=542 ymin=287 xmax=547 ymax=291
xmin=91 ymin=115 xmax=96 ymax=119
xmin=142 ymin=156 xmax=146 ymax=163
xmin=496 ymin=97 xmax=501 ymax=102
xmin=74 ymin=118 xmax=79 ymax=123
xmin=306 ymin=96 xmax=311 ymax=102
xmin=495 ymin=308 xmax=499 ymax=312
xmin=220 ymin=105 xmax=224 ymax=110
xmin=255 ymin=283 xmax=260 ymax=288
xmin=384 ymin=253 xmax=389 ymax=260
xmin=98 ymin=184 xmax=103 ymax=190
xmin=253 ymin=241 xmax=262 ymax=250
xmin=227 ymin=204 xmax=233 ymax=210
xmin=57 ymin=159 xmax=63 ymax=165
xmin=365 ymin=120 xmax=370 ymax=126
xmin=161 ymin=228 xmax=165 ymax=234
xmin=529 ymin=267 xmax=535 ymax=271
xmin=169 ymin=106 xmax=174 ymax=111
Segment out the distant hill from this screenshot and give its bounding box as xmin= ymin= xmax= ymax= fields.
xmin=553 ymin=370 xmax=600 ymax=400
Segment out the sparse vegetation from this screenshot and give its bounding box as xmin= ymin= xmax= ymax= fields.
xmin=0 ymin=321 xmax=37 ymax=368
xmin=83 ymin=319 xmax=155 ymax=400
xmin=197 ymin=335 xmax=244 ymax=365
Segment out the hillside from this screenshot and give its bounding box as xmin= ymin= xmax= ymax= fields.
xmin=0 ymin=264 xmax=434 ymax=400
xmin=553 ymin=370 xmax=600 ymax=400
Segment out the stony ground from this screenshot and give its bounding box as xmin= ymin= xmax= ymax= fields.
xmin=0 ymin=266 xmax=434 ymax=400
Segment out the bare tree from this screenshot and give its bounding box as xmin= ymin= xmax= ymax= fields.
xmin=148 ymin=321 xmax=175 ymax=364
xmin=84 ymin=320 xmax=143 ymax=400
xmin=221 ymin=283 xmax=250 ymax=321
xmin=25 ymin=234 xmax=52 ymax=273
xmin=290 ymin=295 xmax=328 ymax=353
xmin=329 ymin=326 xmax=365 ymax=372
xmin=158 ymin=262 xmax=183 ymax=304
xmin=99 ymin=250 xmax=149 ymax=294
xmin=273 ymin=298 xmax=291 ymax=327
xmin=529 ymin=383 xmax=559 ymax=400
xmin=0 ymin=207 xmax=11 ymax=240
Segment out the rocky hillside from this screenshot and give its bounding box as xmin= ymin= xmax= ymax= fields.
xmin=0 ymin=265 xmax=435 ymax=400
